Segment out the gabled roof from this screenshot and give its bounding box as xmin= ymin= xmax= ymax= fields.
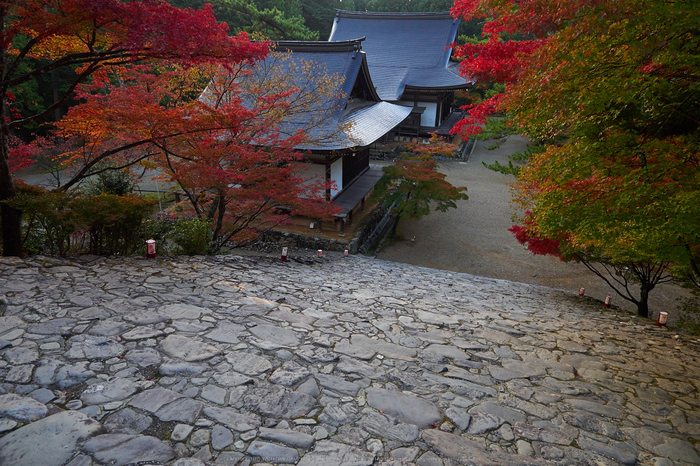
xmin=328 ymin=10 xmax=471 ymax=101
xmin=267 ymin=39 xmax=411 ymax=150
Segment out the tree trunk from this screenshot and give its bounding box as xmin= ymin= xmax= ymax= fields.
xmin=0 ymin=13 xmax=23 ymax=257
xmin=51 ymin=69 xmax=61 ymax=122
xmin=637 ymin=286 xmax=650 ymax=318
xmin=391 ymin=213 xmax=402 ymax=236
xmin=0 ymin=128 xmax=23 ymax=256
xmin=212 ymin=194 xmax=225 ymax=252
xmin=0 ymin=202 xmax=23 ymax=256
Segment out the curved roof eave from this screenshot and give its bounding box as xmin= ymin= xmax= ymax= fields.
xmin=403 ymin=83 xmax=473 ymax=92
xmin=296 ymin=101 xmax=412 ymax=150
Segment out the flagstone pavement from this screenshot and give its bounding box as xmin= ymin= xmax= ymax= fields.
xmin=0 ymin=253 xmax=699 ymax=466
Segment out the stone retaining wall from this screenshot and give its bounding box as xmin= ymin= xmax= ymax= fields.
xmin=249 ymin=205 xmax=390 ymax=255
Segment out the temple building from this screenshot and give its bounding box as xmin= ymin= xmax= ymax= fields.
xmin=328 ymin=10 xmax=472 ymax=139
xmin=261 ymin=39 xmax=411 ymax=232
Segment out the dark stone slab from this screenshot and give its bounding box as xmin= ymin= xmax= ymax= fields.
xmin=26 ymin=318 xmax=77 ymax=335
xmin=244 ymin=385 xmax=316 ymax=419
xmin=360 ymin=411 xmax=419 ymax=442
xmin=258 ymin=427 xmax=315 ymax=449
xmin=247 ymin=441 xmax=299 ymax=464
xmin=577 ymin=436 xmax=637 ymax=466
xmin=0 ymin=411 xmax=102 ymax=466
xmin=103 ymin=408 xmax=153 ymax=434
xmin=297 ymin=440 xmax=375 ymax=466
xmin=365 ymin=388 xmax=440 ymax=429
xmin=83 ymin=434 xmax=175 ymax=466
xmin=0 ymin=393 xmax=48 ymax=421
xmin=203 ymin=406 xmax=261 ymax=432
xmin=422 ymin=429 xmax=550 ymax=466
xmin=65 ymin=335 xmax=125 ymax=360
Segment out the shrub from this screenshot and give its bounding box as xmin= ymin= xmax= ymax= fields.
xmin=11 ymin=186 xmax=80 ymax=255
xmin=10 ymin=186 xmax=155 ymax=256
xmin=171 ymin=217 xmax=212 ymax=255
xmin=71 ymin=194 xmax=156 ymax=255
xmin=677 ymin=296 xmax=700 ymax=335
xmin=83 ymin=169 xmax=137 ymax=196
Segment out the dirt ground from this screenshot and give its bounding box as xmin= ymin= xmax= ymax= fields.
xmin=376 ymin=135 xmax=691 ymax=324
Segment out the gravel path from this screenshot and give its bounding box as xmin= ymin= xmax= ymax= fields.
xmin=376 ymin=135 xmax=687 ymax=323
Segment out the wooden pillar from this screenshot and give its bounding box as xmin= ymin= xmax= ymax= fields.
xmin=325 ymin=155 xmax=332 ymax=201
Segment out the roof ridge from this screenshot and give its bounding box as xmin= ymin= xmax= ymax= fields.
xmin=334 ymin=10 xmax=454 ymax=20
xmin=272 ymin=38 xmax=365 ymax=53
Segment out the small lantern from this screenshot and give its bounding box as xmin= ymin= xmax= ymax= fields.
xmin=281 ymin=247 xmax=288 ymax=261
xmin=604 ymin=295 xmax=612 ymax=308
xmin=344 ymin=249 xmax=349 ymax=258
xmin=146 ymin=239 xmax=156 ymax=259
xmin=656 ymin=311 xmax=668 ymax=326
xmin=317 ymin=249 xmax=323 ymax=258
xmin=578 ymin=287 xmax=585 ymax=296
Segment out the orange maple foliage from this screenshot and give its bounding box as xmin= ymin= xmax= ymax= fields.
xmin=0 ymin=0 xmax=269 ymax=255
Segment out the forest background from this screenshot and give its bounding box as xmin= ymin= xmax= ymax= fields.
xmin=18 ymin=0 xmax=481 ymax=138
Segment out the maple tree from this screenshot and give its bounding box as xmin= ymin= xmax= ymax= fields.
xmin=0 ymin=0 xmax=270 ymax=256
xmin=451 ymin=0 xmax=700 ymax=317
xmin=373 ymin=135 xmax=468 ymax=236
xmin=56 ymin=49 xmax=343 ymax=252
xmin=155 ymin=51 xmax=343 ymax=251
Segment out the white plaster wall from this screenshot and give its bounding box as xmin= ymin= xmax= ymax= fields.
xmin=420 ymin=102 xmax=437 ymax=127
xmin=396 ymin=101 xmax=437 ymax=127
xmin=331 ymin=158 xmax=343 ymax=198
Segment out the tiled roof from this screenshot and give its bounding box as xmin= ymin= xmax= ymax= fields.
xmin=299 ymin=101 xmax=412 ymax=151
xmin=261 ymin=40 xmax=411 ymax=150
xmin=271 ymin=39 xmax=370 ymax=118
xmin=328 ymin=10 xmax=471 ymax=100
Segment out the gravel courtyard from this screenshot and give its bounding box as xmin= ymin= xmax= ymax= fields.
xmin=376 ymin=135 xmax=688 ymax=323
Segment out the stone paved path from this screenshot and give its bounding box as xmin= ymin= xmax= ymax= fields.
xmin=1 ymin=254 xmax=699 ymax=466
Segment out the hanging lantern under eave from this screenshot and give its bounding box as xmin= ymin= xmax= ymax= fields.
xmin=281 ymin=247 xmax=288 ymax=261
xmin=604 ymin=296 xmax=612 ymax=308
xmin=578 ymin=287 xmax=585 ymax=296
